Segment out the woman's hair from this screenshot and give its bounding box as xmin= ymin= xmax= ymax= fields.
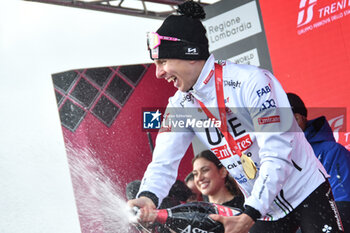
xmin=192 ymin=150 xmax=242 ymax=196
xmin=184 ymin=171 xmax=194 ymax=183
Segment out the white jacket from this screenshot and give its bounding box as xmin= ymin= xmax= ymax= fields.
xmin=138 ymin=54 xmax=328 ymax=221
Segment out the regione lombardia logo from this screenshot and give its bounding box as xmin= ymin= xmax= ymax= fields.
xmin=143 ymin=110 xmax=162 ymax=129
xmin=297 ymin=0 xmax=318 ymax=27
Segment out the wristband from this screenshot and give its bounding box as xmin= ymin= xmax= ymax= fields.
xmin=137 ymin=191 xmax=159 ymax=207
xmin=243 ymin=205 xmax=261 ymax=222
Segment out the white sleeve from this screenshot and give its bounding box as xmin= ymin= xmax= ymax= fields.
xmin=243 ymin=69 xmax=296 ymax=216
xmin=137 ymin=100 xmax=195 ymax=206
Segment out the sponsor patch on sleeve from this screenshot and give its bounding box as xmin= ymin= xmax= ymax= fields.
xmin=258 ymin=115 xmax=280 ymax=125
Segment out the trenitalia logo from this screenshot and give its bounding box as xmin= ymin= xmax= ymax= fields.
xmin=297 ymin=0 xmax=350 ymax=34
xmin=297 ymin=0 xmax=318 ymax=27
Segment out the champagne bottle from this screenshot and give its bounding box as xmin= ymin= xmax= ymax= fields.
xmin=154 ymin=202 xmax=241 ymax=233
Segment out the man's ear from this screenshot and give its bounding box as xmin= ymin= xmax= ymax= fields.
xmin=294 ymin=113 xmax=307 ymax=131
xmin=294 ymin=113 xmax=302 ymax=121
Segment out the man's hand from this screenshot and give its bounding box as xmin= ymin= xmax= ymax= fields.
xmin=209 ymin=213 xmax=255 ymax=233
xmin=127 ymin=196 xmax=157 ymax=223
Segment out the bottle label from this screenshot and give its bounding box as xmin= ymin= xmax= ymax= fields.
xmin=155 ymin=209 xmax=168 ymax=224
xmin=213 ymin=204 xmax=235 ymax=216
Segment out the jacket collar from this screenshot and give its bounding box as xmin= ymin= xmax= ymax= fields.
xmin=188 ymin=54 xmax=216 ymax=103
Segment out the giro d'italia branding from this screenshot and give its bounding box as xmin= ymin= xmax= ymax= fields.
xmin=297 ymin=0 xmax=350 ymax=35
xmin=203 ymin=1 xmax=262 ymax=52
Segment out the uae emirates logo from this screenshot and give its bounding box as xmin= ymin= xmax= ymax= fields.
xmin=297 ymin=0 xmax=318 ymax=27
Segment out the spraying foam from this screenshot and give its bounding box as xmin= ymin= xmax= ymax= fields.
xmin=65 ymin=143 xmax=139 ymax=233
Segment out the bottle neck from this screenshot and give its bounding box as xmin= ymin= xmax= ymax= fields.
xmin=213 ymin=203 xmax=239 ymax=217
